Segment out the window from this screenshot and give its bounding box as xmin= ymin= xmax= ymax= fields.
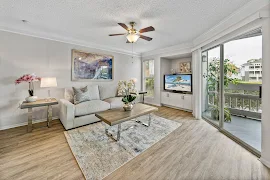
xmin=143 ymin=60 xmax=154 ymax=97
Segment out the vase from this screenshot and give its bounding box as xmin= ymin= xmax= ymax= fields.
xmin=123 ymin=103 xmax=133 ymax=111
xmin=26 ymin=96 xmax=38 ymax=102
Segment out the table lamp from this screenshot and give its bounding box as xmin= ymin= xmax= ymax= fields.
xmin=40 ymin=77 xmax=57 ymax=101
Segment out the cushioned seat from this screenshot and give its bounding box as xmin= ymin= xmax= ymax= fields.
xmin=75 ymin=100 xmax=110 ymax=117
xmin=103 ymin=97 xmax=123 ymax=109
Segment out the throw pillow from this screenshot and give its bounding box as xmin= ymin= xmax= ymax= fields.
xmin=72 ymin=86 xmax=91 ymax=105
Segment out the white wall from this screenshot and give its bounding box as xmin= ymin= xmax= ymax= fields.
xmin=0 ymin=31 xmax=141 ymax=130
xmin=261 ymin=17 xmax=270 ymax=168
xmin=160 ymin=58 xmax=171 ymax=91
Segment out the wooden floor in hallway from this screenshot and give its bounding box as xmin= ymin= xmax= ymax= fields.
xmin=0 ymin=106 xmax=269 ymax=180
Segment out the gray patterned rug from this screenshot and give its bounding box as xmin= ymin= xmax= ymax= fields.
xmin=64 ymin=114 xmax=181 ymax=180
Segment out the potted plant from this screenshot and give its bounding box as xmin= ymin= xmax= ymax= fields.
xmin=15 ymin=74 xmax=41 ymax=102
xmin=121 ymin=79 xmax=137 ymax=111
xmin=210 ymin=105 xmax=232 ymax=122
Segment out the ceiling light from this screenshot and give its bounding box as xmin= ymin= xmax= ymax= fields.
xmin=126 ymin=33 xmax=139 ymax=43
xmin=21 ymin=20 xmax=28 ymax=23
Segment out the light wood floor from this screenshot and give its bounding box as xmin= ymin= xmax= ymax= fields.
xmin=0 ymin=106 xmax=269 ymax=180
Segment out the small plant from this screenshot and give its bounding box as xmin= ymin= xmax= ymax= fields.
xmin=122 ymin=95 xmax=136 ymax=104
xmin=210 ymin=105 xmax=231 ymax=122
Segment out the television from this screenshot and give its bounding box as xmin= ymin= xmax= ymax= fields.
xmin=164 ymin=74 xmax=192 ymax=93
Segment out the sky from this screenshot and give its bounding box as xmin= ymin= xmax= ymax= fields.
xmin=208 ymin=36 xmax=262 ymax=67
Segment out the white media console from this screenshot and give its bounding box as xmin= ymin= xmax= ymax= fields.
xmin=161 ymin=91 xmax=193 ymax=111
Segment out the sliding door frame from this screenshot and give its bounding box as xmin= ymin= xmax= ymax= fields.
xmin=201 ymin=41 xmax=261 ymax=157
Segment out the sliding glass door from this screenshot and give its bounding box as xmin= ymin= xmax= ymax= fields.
xmin=201 ymin=29 xmax=262 ymax=154
xmin=223 ymin=34 xmax=262 ymax=152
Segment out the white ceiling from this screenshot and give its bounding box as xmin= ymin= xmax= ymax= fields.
xmin=0 ymin=0 xmax=252 ymax=54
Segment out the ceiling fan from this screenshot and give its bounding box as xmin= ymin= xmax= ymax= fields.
xmin=109 ymin=22 xmax=155 ymax=43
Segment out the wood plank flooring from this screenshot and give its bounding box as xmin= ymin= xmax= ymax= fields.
xmin=0 ymin=106 xmax=269 ymax=180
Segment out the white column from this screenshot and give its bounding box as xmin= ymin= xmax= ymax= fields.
xmin=261 ymin=18 xmax=270 ymax=168
xmin=192 ymin=49 xmax=202 ymax=119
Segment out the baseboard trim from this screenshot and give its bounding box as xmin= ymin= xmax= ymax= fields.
xmin=260 ymin=158 xmax=270 ymax=168
xmin=145 ymin=102 xmax=161 ymax=107
xmin=0 ymin=116 xmax=59 ymax=131
xmin=161 ymin=104 xmax=193 ymax=112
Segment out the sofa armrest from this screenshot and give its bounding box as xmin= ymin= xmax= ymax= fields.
xmin=59 ymin=99 xmax=75 ymax=130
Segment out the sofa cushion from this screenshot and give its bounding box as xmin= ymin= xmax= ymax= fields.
xmin=103 ymin=97 xmax=123 ymax=109
xmin=99 ymin=84 xmax=117 ymax=100
xmin=74 ymin=100 xmax=110 ymax=117
xmin=65 ymin=85 xmax=100 ymax=103
xmin=73 ymin=86 xmax=91 ymax=105
xmin=87 ymin=85 xmax=100 ymax=100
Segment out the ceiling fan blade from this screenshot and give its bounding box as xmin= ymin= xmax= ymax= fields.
xmin=126 ymin=40 xmax=131 ymax=43
xmin=109 ymin=33 xmax=126 ymax=36
xmin=139 ymin=26 xmax=155 ymax=33
xmin=140 ymin=35 xmax=153 ymax=41
xmin=118 ymin=23 xmax=129 ymax=30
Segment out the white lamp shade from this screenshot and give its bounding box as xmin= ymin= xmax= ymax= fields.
xmin=126 ymin=33 xmax=139 ymax=43
xmin=40 ymin=77 xmax=57 ymax=88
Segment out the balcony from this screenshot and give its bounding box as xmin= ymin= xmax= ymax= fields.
xmin=206 ymin=83 xmax=261 ymax=151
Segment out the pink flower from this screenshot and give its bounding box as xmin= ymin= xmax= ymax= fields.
xmin=15 ymin=74 xmax=41 ymax=84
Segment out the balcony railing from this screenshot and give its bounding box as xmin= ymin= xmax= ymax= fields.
xmin=208 ymin=83 xmax=262 ymax=120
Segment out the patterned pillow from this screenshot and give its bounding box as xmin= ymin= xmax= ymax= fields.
xmin=72 ymin=86 xmax=91 ymax=105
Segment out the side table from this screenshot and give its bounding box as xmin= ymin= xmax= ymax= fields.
xmin=131 ymin=91 xmax=147 ymax=103
xmin=20 ymin=98 xmax=58 ymax=132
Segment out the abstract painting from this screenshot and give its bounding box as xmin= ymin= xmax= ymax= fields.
xmin=72 ymin=49 xmax=113 ymax=81
xmin=179 ymin=62 xmax=191 ymax=73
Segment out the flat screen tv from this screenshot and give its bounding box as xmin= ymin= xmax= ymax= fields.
xmin=164 ymin=74 xmax=192 ymax=93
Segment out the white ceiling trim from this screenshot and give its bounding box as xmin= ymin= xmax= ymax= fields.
xmin=141 ymin=42 xmax=193 ymax=58
xmin=0 ymin=26 xmax=141 ymax=57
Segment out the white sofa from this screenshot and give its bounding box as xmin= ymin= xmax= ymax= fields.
xmin=59 ymin=84 xmax=123 ymax=130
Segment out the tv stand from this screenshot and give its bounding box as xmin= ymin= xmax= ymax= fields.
xmin=161 ymin=91 xmax=193 ymax=111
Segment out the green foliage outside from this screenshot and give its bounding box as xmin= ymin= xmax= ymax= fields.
xmin=208 ymin=58 xmax=240 ymax=122
xmin=145 ymin=77 xmax=154 ymax=97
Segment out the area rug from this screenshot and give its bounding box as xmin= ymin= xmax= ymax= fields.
xmin=64 ymin=114 xmax=181 ymax=180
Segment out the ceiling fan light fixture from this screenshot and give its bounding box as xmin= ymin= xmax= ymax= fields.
xmin=126 ymin=33 xmax=139 ymax=43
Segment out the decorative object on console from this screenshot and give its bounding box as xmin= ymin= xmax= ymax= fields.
xmin=179 ymin=62 xmax=191 ymax=73
xmin=171 ymin=68 xmax=176 ymax=74
xmin=40 ymin=77 xmax=57 ymax=101
xmin=15 ymin=74 xmax=41 ymax=102
xmin=72 ymin=49 xmax=113 ymax=81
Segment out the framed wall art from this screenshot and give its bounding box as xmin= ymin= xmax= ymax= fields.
xmin=179 ymin=62 xmax=192 ymax=73
xmin=71 ymin=49 xmax=113 ymax=81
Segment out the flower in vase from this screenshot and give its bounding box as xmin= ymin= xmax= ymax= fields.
xmin=15 ymin=74 xmax=41 ymax=84
xmin=15 ymin=74 xmax=41 ymax=97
